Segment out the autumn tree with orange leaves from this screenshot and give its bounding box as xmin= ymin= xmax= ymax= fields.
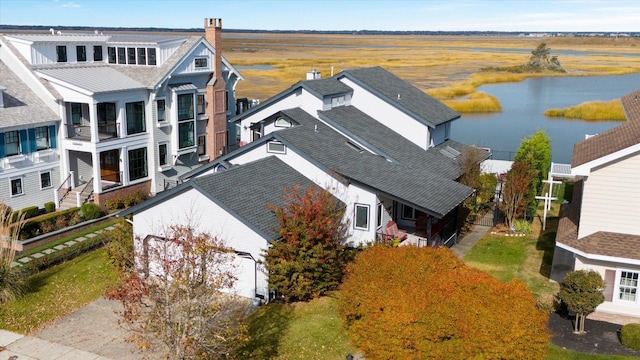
xmin=265 ymin=184 xmax=351 ymax=303
xmin=339 ymin=246 xmax=549 ymax=360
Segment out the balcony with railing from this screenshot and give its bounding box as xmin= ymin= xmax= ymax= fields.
xmin=66 ymin=122 xmax=119 ymax=141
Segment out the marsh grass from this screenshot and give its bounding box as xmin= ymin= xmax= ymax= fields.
xmin=222 ymin=33 xmax=640 ymax=102
xmin=545 ymin=100 xmax=626 ymax=121
xmin=442 ymin=92 xmax=502 ymax=112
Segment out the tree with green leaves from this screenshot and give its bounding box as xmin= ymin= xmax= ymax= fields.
xmin=528 ymin=43 xmax=564 ymax=71
xmin=265 ymin=184 xmax=350 ymax=303
xmin=514 ymin=130 xmax=552 ymax=215
xmin=502 ymin=160 xmax=532 ymax=229
xmin=558 ymin=270 xmax=605 ymax=334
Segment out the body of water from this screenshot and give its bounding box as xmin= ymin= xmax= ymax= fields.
xmin=451 ymin=73 xmax=640 ymax=164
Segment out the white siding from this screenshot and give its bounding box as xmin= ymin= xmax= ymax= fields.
xmin=238 ymin=89 xmax=323 ymax=144
xmin=575 ymin=256 xmax=640 ymax=318
xmin=133 ymin=188 xmax=269 ymax=299
xmin=172 ymin=43 xmax=212 ymax=75
xmin=578 ymin=152 xmax=640 ymax=238
xmin=226 ymin=145 xmax=378 ymax=245
xmin=339 ymin=77 xmax=431 ymax=150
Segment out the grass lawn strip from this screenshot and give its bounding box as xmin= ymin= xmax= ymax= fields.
xmin=17 ymin=220 xmax=114 ymax=259
xmin=0 ymin=248 xmax=117 ymax=334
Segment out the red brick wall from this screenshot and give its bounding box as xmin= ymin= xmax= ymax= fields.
xmin=94 ymin=181 xmax=151 ymax=210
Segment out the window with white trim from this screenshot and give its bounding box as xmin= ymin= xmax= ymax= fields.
xmin=178 ymin=94 xmax=195 ymax=149
xmin=117 ymin=47 xmax=126 ymax=64
xmin=10 ymin=178 xmax=23 ymax=196
xmin=194 ymin=57 xmax=208 ymax=68
xmin=355 ymin=204 xmax=369 ymax=230
xmin=127 ymin=47 xmax=136 ymax=64
xmin=147 ymin=48 xmax=157 ymax=65
xmin=40 ymin=171 xmax=52 ymax=189
xmin=618 ymin=270 xmax=639 ymax=303
xmin=5 ymin=130 xmax=20 ymax=156
xmin=402 ymin=204 xmax=416 ymax=220
xmin=137 ymin=48 xmax=146 ymax=65
xmin=275 ymin=117 xmax=292 ymax=127
xmin=93 ymin=46 xmax=103 ymax=61
xmin=158 ymin=143 xmax=168 ymax=166
xmin=331 ymin=95 xmax=345 ymax=107
xmin=128 ymin=147 xmax=148 ymax=181
xmin=156 ymin=99 xmax=166 ymax=122
xmin=198 ymin=135 xmax=206 ymax=156
xmin=126 ymin=101 xmax=146 ymax=135
xmin=35 ymin=126 xmax=50 ymax=150
xmin=267 ymin=141 xmax=286 ymax=154
xmin=197 ymin=94 xmax=205 ymax=115
xmin=76 ymin=45 xmax=86 ymax=62
xmin=107 ymin=47 xmax=116 ymax=64
xmin=56 ymin=45 xmax=67 ymax=62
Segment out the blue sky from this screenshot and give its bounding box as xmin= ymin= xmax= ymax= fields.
xmin=1 ymin=0 xmax=639 ymax=32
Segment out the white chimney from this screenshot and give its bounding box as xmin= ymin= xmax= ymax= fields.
xmin=306 ymin=68 xmax=321 ymax=80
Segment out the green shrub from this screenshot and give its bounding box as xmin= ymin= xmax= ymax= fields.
xmin=20 ymin=207 xmax=80 ymax=238
xmin=513 ymin=219 xmax=533 ymax=235
xmin=81 ymin=203 xmax=103 ymax=220
xmin=44 ymin=202 xmax=56 ymax=213
xmin=104 ymin=197 xmax=125 ymax=210
xmin=621 ymin=323 xmax=640 ymax=350
xmin=13 ymin=206 xmax=40 ymax=222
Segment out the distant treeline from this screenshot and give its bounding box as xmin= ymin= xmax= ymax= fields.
xmin=1 ymin=25 xmax=638 ymax=37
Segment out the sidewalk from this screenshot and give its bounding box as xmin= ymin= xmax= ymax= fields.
xmin=450 ymin=213 xmax=492 ymax=258
xmin=0 ymin=329 xmax=112 ymax=360
xmin=0 ymin=297 xmax=167 ymax=360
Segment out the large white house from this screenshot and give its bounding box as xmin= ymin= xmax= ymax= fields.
xmin=551 ymin=89 xmax=640 ymax=324
xmin=122 ymin=66 xmax=487 ymax=301
xmin=0 ymin=18 xmax=242 ymax=211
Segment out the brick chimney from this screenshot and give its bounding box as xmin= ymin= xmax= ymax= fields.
xmin=204 ymin=18 xmax=227 ymax=160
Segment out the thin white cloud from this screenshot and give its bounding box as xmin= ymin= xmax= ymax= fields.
xmin=62 ymin=2 xmax=81 ymax=8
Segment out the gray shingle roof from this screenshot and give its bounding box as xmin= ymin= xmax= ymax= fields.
xmin=301 ymin=77 xmax=352 ymax=97
xmin=272 ymin=113 xmax=473 ymax=218
xmin=572 ymin=89 xmax=640 ymax=167
xmin=193 ymin=156 xmax=330 ymax=240
xmin=339 ymin=66 xmax=460 ymax=127
xmin=36 ymin=65 xmax=146 ymax=94
xmin=318 ymin=106 xmax=484 ymax=179
xmin=0 ymin=60 xmax=59 ymax=128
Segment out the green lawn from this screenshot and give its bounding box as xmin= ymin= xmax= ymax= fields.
xmin=547 ymin=344 xmax=640 ymax=360
xmin=238 ymin=295 xmax=359 ymax=359
xmin=0 ymin=248 xmax=117 ymax=334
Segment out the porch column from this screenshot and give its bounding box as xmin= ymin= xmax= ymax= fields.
xmin=90 ymin=102 xmax=99 ymax=143
xmin=92 ymin=150 xmax=102 ymax=193
xmin=426 ymin=215 xmax=432 ymax=247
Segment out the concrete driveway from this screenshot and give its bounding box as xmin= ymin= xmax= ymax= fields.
xmin=1 ymin=297 xmax=168 ymax=359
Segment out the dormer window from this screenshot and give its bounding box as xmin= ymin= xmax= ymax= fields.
xmin=148 ymin=48 xmax=157 ymax=65
xmin=117 ymin=47 xmax=126 ymax=64
xmin=274 ymin=117 xmax=292 ymax=128
xmin=76 ymin=46 xmax=86 ymax=62
xmin=331 ymin=95 xmax=345 ymax=107
xmin=267 ymin=141 xmax=286 ymax=154
xmin=56 ymin=46 xmax=67 ymax=63
xmin=137 ymin=48 xmax=146 ymax=64
xmin=194 ymin=57 xmax=208 ymax=69
xmin=127 ymin=48 xmax=136 ymax=64
xmin=107 ymin=47 xmax=116 ymax=63
xmin=93 ymin=46 xmax=103 ymax=61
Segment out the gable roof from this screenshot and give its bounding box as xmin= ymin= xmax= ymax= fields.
xmin=0 ymin=60 xmax=59 ymax=128
xmin=121 ymin=156 xmax=328 ymax=241
xmin=338 ymin=66 xmax=460 ymax=127
xmin=572 ymin=90 xmax=640 ymax=168
xmin=556 ymin=178 xmax=640 ymax=263
xmin=269 ymin=112 xmax=473 ymax=218
xmin=318 ymin=105 xmax=486 ymax=179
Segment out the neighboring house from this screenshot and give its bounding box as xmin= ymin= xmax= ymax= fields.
xmin=122 ymin=66 xmax=487 ymax=300
xmin=0 ymin=18 xmax=242 ymax=209
xmin=551 ymin=89 xmax=640 ymax=324
xmin=0 ymin=60 xmax=61 ymax=210
xmin=232 ymin=66 xmax=459 ymax=150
